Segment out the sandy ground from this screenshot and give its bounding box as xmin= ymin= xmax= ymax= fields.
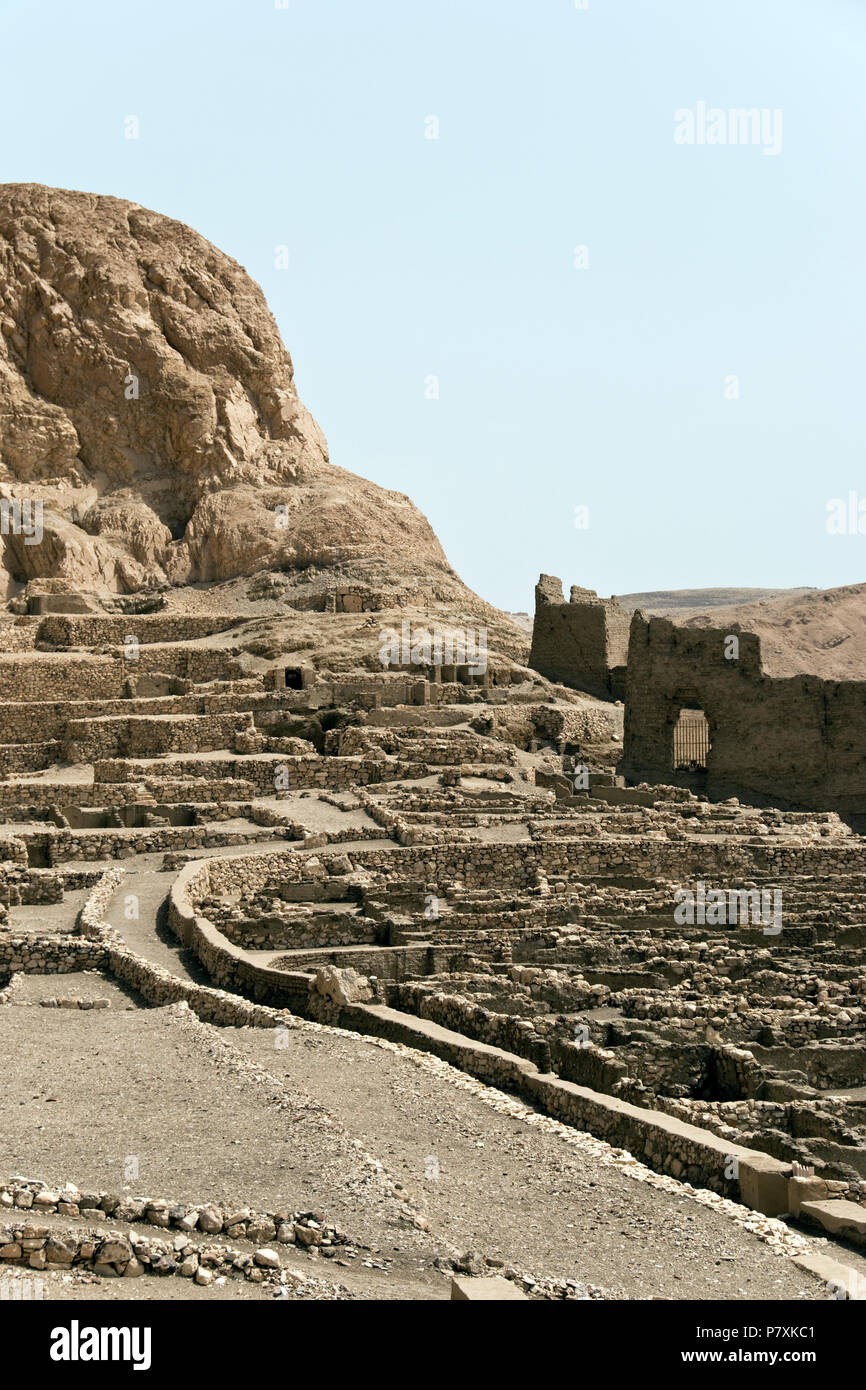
xmin=0 ymin=992 xmax=836 ymax=1303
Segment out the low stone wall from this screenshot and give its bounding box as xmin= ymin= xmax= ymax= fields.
xmin=0 ymin=1207 xmax=338 ymax=1287
xmin=42 ymin=822 xmax=288 ymax=864
xmin=0 ymin=936 xmax=107 ymax=973
xmin=0 ymin=836 xmax=29 ymax=866
xmin=71 ymin=857 xmax=840 ymax=1219
xmin=6 ymin=870 xmax=65 ymax=906
xmin=163 ymin=851 xmax=793 ymax=1205
xmin=0 ymin=741 xmax=63 ymax=775
xmin=388 ymin=982 xmax=553 ymax=1069
xmin=0 ymin=1176 xmax=349 ymax=1252
xmin=341 ymin=836 xmax=866 ymax=890
xmin=37 ymin=615 xmax=243 ymax=648
xmin=77 ymin=868 xmax=125 ymax=939
xmin=388 ymin=981 xmax=634 ymax=1090
xmin=0 ymin=656 xmax=126 ymax=702
xmin=0 ymin=688 xmax=293 ymax=749
xmin=67 ymin=712 xmax=253 ymax=761
xmin=78 ymin=869 xmax=313 ymax=1024
xmin=0 ymin=781 xmax=250 ymax=815
xmin=344 ymin=1001 xmax=787 ymax=1199
xmin=94 ymin=754 xmax=401 ymax=793
xmin=218 ymin=913 xmax=378 ymax=951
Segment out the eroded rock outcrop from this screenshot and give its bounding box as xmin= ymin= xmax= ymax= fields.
xmin=0 ymin=183 xmax=453 ymax=596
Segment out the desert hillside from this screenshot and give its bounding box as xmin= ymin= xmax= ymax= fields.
xmin=620 ymin=584 xmax=866 ymax=681
xmin=616 ymin=587 xmax=817 ymax=614
xmin=0 ymin=184 xmax=466 ymax=601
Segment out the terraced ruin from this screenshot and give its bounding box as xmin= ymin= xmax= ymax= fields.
xmin=0 ymin=184 xmax=863 ymax=1304
xmin=1 ymin=587 xmax=865 ymax=1303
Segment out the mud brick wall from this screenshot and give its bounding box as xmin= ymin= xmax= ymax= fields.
xmin=529 ymin=576 xmax=630 ymax=699
xmin=622 ymin=614 xmax=866 ymax=816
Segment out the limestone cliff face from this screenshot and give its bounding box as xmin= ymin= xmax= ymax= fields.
xmin=0 ymin=183 xmax=453 ymax=595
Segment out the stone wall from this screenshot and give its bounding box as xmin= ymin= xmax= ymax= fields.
xmin=39 ymin=821 xmax=290 ymax=864
xmin=0 ymin=936 xmax=107 ymax=973
xmin=340 ymin=836 xmax=866 ymax=892
xmin=160 ymin=852 xmax=785 ymax=1201
xmin=37 ymin=614 xmax=242 ymax=648
xmin=0 ymin=648 xmax=245 ymax=702
xmin=66 ymin=711 xmax=254 ymax=761
xmin=621 ymin=613 xmax=866 ymax=817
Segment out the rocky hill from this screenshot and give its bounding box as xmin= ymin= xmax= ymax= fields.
xmin=0 ymin=183 xmax=460 ymax=600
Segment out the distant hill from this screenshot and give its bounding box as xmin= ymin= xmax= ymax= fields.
xmin=617 ymin=585 xmax=866 ymax=681
xmin=616 ymin=587 xmax=817 ymax=613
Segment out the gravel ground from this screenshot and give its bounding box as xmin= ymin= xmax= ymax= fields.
xmin=9 ymin=970 xmax=137 ymax=1008
xmin=5 ymin=888 xmax=92 ymax=936
xmin=0 ymin=996 xmax=834 ymax=1302
xmin=0 ymin=1004 xmax=441 ymax=1278
xmin=228 ymin=1021 xmax=827 ymax=1300
xmin=1 ymin=860 xmax=860 ymax=1302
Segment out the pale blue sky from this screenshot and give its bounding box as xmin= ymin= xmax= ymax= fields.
xmin=1 ymin=0 xmax=864 ymax=610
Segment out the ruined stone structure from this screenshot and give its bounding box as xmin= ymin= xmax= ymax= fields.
xmin=621 ymin=613 xmax=866 ymax=825
xmin=529 ymin=576 xmax=630 ymax=700
xmin=2 ymin=185 xmax=863 ymax=1305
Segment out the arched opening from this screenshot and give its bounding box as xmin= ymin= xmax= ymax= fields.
xmin=673 ymin=707 xmax=710 ymax=771
xmin=284 ymin=667 xmax=303 ymax=690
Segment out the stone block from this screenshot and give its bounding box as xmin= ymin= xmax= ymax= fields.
xmin=787 ymin=1175 xmax=828 ymax=1218
xmin=793 ymin=1252 xmax=866 ymax=1299
xmin=738 ymin=1153 xmax=791 ymax=1217
xmin=450 ymin=1276 xmax=528 ymax=1301
xmin=799 ymin=1199 xmax=866 ymax=1244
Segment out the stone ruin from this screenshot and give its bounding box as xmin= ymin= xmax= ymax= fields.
xmin=1 ymin=184 xmax=863 ymax=1304
xmin=529 ymin=575 xmax=630 ymax=701
xmin=528 ymin=576 xmax=866 ymax=829
xmin=0 ymin=587 xmax=863 ymax=1298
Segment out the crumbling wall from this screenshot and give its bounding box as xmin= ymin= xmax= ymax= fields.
xmin=622 ymin=613 xmax=866 ymax=817
xmin=528 ymin=576 xmax=630 ymax=699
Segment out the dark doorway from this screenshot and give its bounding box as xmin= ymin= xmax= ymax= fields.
xmin=284 ymin=668 xmax=303 ymax=689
